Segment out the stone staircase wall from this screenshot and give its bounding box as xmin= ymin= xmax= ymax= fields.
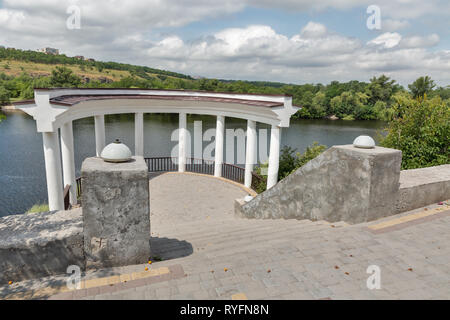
xmin=236 ymin=145 xmax=403 ymax=224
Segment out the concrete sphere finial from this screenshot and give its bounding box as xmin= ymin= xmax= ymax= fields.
xmin=101 ymin=139 xmax=132 ymax=162
xmin=353 ymin=135 xmax=376 ymax=149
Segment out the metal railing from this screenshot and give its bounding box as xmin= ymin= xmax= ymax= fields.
xmin=145 ymin=157 xmax=178 ymax=172
xmin=63 ymin=185 xmax=71 ymax=210
xmin=76 ymin=177 xmax=82 ymax=198
xmin=75 ymin=157 xmax=265 ymax=199
xmin=186 ymin=158 xmax=215 ymax=175
xmin=222 ymin=162 xmax=245 ymax=184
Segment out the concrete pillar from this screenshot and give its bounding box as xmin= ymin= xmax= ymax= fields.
xmin=244 ymin=120 xmax=257 ymax=188
xmin=81 ymin=157 xmax=150 ymax=268
xmin=267 ymin=125 xmax=281 ymax=189
xmin=42 ymin=131 xmax=64 ymax=211
xmin=214 ymin=115 xmax=225 ymax=177
xmin=94 ymin=115 xmax=105 ymax=157
xmin=135 ymin=112 xmax=144 ymax=157
xmin=178 ymin=112 xmax=187 ymax=172
xmin=60 ymin=121 xmax=77 ymax=205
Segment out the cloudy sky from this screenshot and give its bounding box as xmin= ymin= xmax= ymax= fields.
xmin=0 ymin=0 xmax=449 ymax=86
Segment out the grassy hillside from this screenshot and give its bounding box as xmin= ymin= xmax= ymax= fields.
xmin=0 ymin=47 xmax=193 ymax=82
xmin=0 ymin=59 xmax=129 ymax=83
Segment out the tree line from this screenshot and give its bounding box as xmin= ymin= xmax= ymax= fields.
xmin=1 ymin=61 xmax=449 ymax=123
xmin=0 ymin=62 xmax=448 ymax=175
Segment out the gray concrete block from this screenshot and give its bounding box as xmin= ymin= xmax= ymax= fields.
xmin=81 ymin=156 xmax=150 ymax=269
xmin=0 ymin=209 xmax=84 ymax=284
xmin=237 ymin=145 xmax=402 ymax=224
xmin=395 ymin=165 xmax=450 ymax=213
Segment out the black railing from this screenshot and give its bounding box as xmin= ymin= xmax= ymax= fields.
xmin=186 ymin=158 xmax=215 ymax=175
xmin=222 ymin=163 xmax=245 ymax=184
xmin=75 ymin=157 xmax=264 ymax=199
xmin=63 ymin=185 xmax=71 ymax=210
xmin=76 ymin=177 xmax=82 ymax=198
xmin=145 ymin=157 xmax=178 ymax=172
xmin=251 ymin=171 xmax=266 ymax=193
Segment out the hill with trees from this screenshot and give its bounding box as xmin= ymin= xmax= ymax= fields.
xmin=0 ymin=46 xmax=449 ymax=124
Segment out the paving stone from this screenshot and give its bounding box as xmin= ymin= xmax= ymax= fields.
xmin=5 ymin=176 xmax=448 ymax=302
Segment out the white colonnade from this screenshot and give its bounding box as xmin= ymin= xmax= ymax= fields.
xmin=42 ymin=111 xmax=281 ymax=211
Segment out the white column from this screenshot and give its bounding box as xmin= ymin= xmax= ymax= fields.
xmin=214 ymin=115 xmax=225 ymax=177
xmin=135 ymin=112 xmax=144 ymax=157
xmin=267 ymin=125 xmax=281 ymax=190
xmin=178 ymin=112 xmax=187 ymax=172
xmin=244 ymin=120 xmax=257 ymax=188
xmin=42 ymin=131 xmax=64 ymax=211
xmin=94 ymin=115 xmax=105 ymax=157
xmin=60 ymin=121 xmax=77 ymax=205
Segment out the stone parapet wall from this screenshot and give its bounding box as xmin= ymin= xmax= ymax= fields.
xmin=236 ymin=145 xmax=403 ymax=224
xmin=395 ymin=164 xmax=450 ymax=214
xmin=236 ymin=146 xmax=450 ymax=224
xmin=0 ymin=208 xmax=84 ymax=285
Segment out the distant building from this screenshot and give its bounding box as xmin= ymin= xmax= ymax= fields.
xmin=38 ymin=47 xmax=60 ymax=55
xmin=87 ymin=58 xmax=95 ymax=62
xmin=74 ymin=55 xmax=85 ymax=60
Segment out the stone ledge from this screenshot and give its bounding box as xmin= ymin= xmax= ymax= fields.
xmin=0 ymin=208 xmax=84 ymax=285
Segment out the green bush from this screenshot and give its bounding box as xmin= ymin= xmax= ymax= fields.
xmin=253 ymin=142 xmax=327 ymax=193
xmin=294 ymin=142 xmax=327 ymax=169
xmin=26 ymin=203 xmax=49 ymax=214
xmin=380 ymin=95 xmax=450 ymax=169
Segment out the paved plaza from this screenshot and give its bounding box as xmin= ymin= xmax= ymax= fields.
xmin=1 ymin=173 xmax=449 ymax=300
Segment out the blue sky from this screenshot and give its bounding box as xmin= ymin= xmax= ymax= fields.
xmin=0 ymin=1 xmax=449 ymax=86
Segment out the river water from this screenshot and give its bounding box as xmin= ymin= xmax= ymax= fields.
xmin=0 ymin=111 xmax=386 ymax=216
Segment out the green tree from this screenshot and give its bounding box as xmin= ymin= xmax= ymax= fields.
xmin=366 ymin=75 xmax=398 ymax=105
xmin=278 ymin=146 xmax=297 ymax=180
xmin=380 ymin=95 xmax=449 ymax=169
xmin=50 ymin=66 xmax=81 ymax=87
xmin=408 ymin=76 xmax=435 ymax=99
xmin=294 ymin=142 xmax=327 ymax=168
xmin=308 ymin=91 xmax=327 ymax=118
xmin=253 ymin=142 xmax=327 ymax=193
xmin=0 ymin=85 xmax=10 ymax=105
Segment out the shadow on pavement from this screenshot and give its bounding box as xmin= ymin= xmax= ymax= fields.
xmin=150 ymin=237 xmax=193 ymax=261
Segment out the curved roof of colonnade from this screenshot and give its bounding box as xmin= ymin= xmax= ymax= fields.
xmin=14 ymin=88 xmax=301 ymax=132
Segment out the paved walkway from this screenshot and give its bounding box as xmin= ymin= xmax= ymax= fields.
xmin=1 ymin=173 xmax=449 ymax=300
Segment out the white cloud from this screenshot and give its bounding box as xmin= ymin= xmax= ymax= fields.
xmin=399 ymin=34 xmax=440 ymax=48
xmin=368 ymin=32 xmax=402 ymax=48
xmin=0 ymin=1 xmax=448 ymax=86
xmin=144 ymin=24 xmax=449 ymax=85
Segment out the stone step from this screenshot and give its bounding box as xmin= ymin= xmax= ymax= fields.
xmin=188 ymin=223 xmax=334 ymax=256
xmin=153 ymin=219 xmax=324 ymax=244
xmin=153 ymin=218 xmax=325 ymax=239
xmin=151 ymin=220 xmax=336 ymax=258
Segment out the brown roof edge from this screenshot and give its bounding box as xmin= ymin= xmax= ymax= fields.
xmin=48 ymin=95 xmax=284 ymax=108
xmin=12 ymin=99 xmax=36 ymax=106
xmin=33 ymin=87 xmax=293 ymax=97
